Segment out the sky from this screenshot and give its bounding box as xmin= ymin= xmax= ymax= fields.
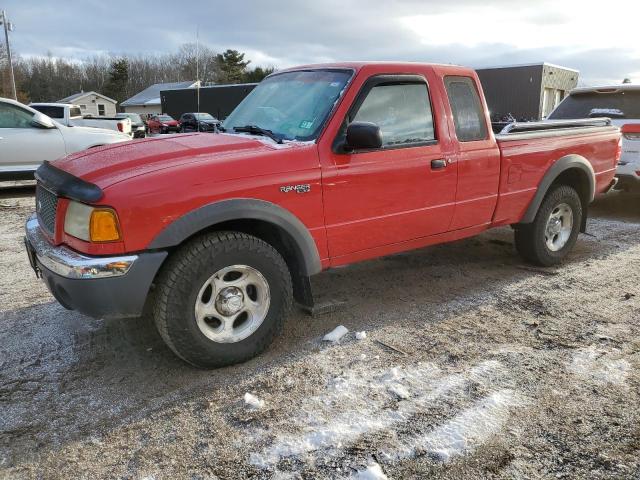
xmin=3 ymin=0 xmax=639 ymax=86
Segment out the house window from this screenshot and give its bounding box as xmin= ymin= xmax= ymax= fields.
xmin=97 ymin=104 xmax=105 ymax=116
xmin=79 ymin=104 xmax=87 ymax=110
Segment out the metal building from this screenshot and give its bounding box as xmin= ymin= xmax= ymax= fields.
xmin=476 ymin=63 xmax=579 ymax=123
xmin=160 ymin=83 xmax=257 ymax=121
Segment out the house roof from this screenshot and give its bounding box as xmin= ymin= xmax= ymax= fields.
xmin=121 ymin=81 xmax=196 ymax=106
xmin=58 ymin=91 xmax=118 ymax=104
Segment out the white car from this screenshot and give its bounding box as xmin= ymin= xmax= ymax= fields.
xmin=548 ymin=84 xmax=640 ymax=192
xmin=0 ymin=97 xmax=132 ymax=180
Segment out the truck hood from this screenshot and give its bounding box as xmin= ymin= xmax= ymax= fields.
xmin=52 ymin=133 xmax=293 ymax=189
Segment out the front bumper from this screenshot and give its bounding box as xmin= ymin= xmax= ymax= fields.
xmin=24 ymin=214 xmax=167 ymax=319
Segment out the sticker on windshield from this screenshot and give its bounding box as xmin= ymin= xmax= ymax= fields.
xmin=299 ymin=120 xmax=314 ymax=129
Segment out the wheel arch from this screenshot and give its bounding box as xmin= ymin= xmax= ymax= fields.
xmin=148 ymin=199 xmax=322 ymax=303
xmin=519 ymin=154 xmax=595 ymax=231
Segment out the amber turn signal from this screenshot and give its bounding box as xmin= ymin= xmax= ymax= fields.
xmin=90 ymin=209 xmax=121 ymax=242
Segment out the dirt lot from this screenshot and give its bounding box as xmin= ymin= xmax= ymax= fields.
xmin=0 ymin=186 xmax=639 ymax=480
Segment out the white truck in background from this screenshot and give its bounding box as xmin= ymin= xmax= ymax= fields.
xmin=29 ymin=103 xmax=133 ymax=136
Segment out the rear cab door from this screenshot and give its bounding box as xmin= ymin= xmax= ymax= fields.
xmin=437 ymin=68 xmax=501 ymax=230
xmin=319 ymin=65 xmax=458 ymax=261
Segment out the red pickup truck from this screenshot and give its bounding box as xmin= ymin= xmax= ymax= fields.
xmin=25 ymin=62 xmax=621 ymax=367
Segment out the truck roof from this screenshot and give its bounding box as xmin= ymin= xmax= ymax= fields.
xmin=29 ymin=102 xmax=77 ymax=107
xmin=570 ymin=84 xmax=640 ymax=95
xmin=277 ymin=61 xmax=475 ymax=77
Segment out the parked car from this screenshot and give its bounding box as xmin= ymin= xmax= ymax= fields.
xmin=116 ymin=112 xmax=146 ymax=138
xmin=0 ymin=97 xmax=131 ymax=180
xmin=548 ymin=84 xmax=640 ymax=192
xmin=147 ymin=114 xmax=179 ymax=134
xmin=179 ymin=112 xmax=220 ymax=132
xmin=30 ymin=103 xmax=132 ymax=136
xmin=25 ymin=62 xmax=621 ymax=368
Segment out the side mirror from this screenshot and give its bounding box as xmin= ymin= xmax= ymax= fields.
xmin=345 ymin=122 xmax=382 ymax=150
xmin=31 ymin=112 xmax=56 ymax=129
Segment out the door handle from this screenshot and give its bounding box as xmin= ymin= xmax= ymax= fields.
xmin=431 ymin=159 xmax=447 ymax=170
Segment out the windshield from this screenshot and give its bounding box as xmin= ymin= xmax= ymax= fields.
xmin=158 ymin=115 xmax=174 ymax=121
xmin=549 ymin=90 xmax=640 ymax=120
xmin=222 ymin=69 xmax=352 ymax=141
xmin=195 ymin=113 xmax=215 ymax=120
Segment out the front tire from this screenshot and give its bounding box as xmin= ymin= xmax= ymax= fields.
xmin=153 ymin=231 xmax=293 ymax=368
xmin=514 ymin=185 xmax=582 ymax=266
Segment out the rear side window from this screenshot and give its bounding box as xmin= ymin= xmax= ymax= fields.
xmin=31 ymin=105 xmax=64 ymax=119
xmin=548 ymin=90 xmax=640 ymax=120
xmin=353 ymin=83 xmax=435 ymax=146
xmin=445 ymin=76 xmax=488 ymax=142
xmin=69 ymin=106 xmax=82 ymax=117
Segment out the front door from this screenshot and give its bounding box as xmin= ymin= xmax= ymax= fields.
xmin=323 ymin=76 xmax=458 ymax=258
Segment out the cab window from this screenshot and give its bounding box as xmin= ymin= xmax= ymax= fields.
xmin=352 ymin=83 xmax=435 ymax=146
xmin=444 ymin=76 xmax=488 ymax=142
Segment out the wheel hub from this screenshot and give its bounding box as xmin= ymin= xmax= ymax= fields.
xmin=544 ymin=203 xmax=573 ymax=252
xmin=215 ymin=287 xmax=244 ymax=316
xmin=547 ymin=217 xmax=562 ymax=236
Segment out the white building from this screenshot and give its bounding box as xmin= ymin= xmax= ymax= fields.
xmin=57 ymin=91 xmax=118 ymax=117
xmin=121 ymin=81 xmax=197 ymax=115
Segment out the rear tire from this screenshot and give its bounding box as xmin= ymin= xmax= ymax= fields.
xmin=153 ymin=231 xmax=293 ymax=368
xmin=514 ymin=185 xmax=582 ymax=266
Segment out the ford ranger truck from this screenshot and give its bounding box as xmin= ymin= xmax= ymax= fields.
xmin=24 ymin=63 xmax=622 ymax=368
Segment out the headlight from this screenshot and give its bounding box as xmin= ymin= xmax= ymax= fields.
xmin=64 ymin=201 xmax=121 ymax=242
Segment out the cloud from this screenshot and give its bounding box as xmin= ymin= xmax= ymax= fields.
xmin=3 ymin=0 xmax=639 ymax=85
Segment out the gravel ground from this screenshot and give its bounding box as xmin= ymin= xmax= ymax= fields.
xmin=0 ymin=187 xmax=639 ymax=479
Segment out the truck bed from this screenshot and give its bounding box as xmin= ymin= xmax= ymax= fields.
xmin=492 ymin=120 xmax=620 ymax=226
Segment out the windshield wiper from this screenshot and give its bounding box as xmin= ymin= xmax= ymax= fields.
xmin=233 ymin=125 xmax=283 ymax=144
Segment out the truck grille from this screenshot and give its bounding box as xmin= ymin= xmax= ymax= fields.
xmin=36 ymin=185 xmax=58 ymax=234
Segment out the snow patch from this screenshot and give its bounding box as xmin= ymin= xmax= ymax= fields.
xmin=388 ymin=383 xmax=410 ymax=399
xmin=355 ymin=331 xmax=367 ymax=340
xmin=354 ymin=462 xmax=388 ymax=479
xmin=249 ymin=360 xmax=507 ymax=468
xmin=589 ymin=108 xmax=624 ymax=117
xmin=323 ymin=325 xmax=349 ymax=342
xmin=569 ymin=347 xmax=630 ymax=386
xmin=244 ymin=393 xmax=265 ymax=409
xmin=393 ymin=389 xmax=522 ymax=462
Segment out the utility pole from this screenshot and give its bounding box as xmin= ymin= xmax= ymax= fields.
xmin=196 ymin=25 xmax=200 ymax=115
xmin=1 ymin=9 xmax=16 ymax=100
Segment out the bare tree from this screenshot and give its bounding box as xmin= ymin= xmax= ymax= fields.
xmin=8 ymin=43 xmax=265 ymax=104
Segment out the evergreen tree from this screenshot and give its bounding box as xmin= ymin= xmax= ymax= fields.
xmin=103 ymin=58 xmax=129 ymax=105
xmin=244 ymin=66 xmax=275 ymax=83
xmin=215 ymin=49 xmax=250 ymax=84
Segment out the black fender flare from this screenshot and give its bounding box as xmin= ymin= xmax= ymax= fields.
xmin=519 ymin=154 xmax=595 ymax=224
xmin=149 ymin=198 xmax=322 ymax=276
